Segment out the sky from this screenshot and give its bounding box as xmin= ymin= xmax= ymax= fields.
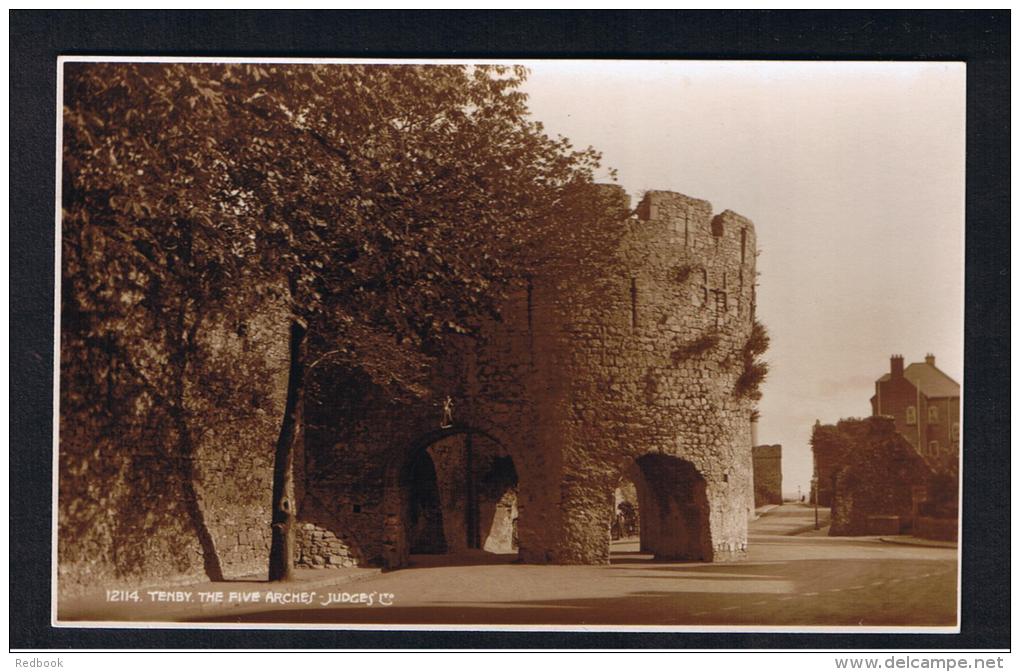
xmin=520 ymin=61 xmax=966 ymax=497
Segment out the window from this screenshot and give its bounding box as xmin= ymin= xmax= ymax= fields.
xmin=695 ymin=268 xmax=708 ymax=308
xmin=928 ymin=406 xmax=939 ymax=423
xmin=905 ymin=406 xmax=917 ymax=425
xmin=675 ymin=211 xmax=690 ymax=235
xmin=928 ymin=440 xmax=939 ymax=457
xmin=630 ymin=278 xmax=638 ymax=330
xmin=526 ymin=278 xmax=534 ymax=333
xmin=714 ymin=290 xmax=727 ymax=328
xmin=951 ymin=422 xmax=960 ymax=442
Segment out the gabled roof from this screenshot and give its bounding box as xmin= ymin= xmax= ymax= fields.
xmin=877 ymin=362 xmax=960 ymax=398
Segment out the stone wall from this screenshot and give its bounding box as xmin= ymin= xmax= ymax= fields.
xmin=302 ymin=188 xmax=760 ymax=566
xmin=58 ymin=285 xmax=290 ymax=596
xmin=752 ymin=444 xmax=783 ymax=506
xmin=915 ymin=516 xmax=958 ymax=542
xmin=828 ymin=417 xmax=933 ymax=536
xmin=811 ymin=421 xmax=849 ymax=507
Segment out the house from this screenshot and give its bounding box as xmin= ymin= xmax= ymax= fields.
xmin=870 ymin=354 xmax=960 ymax=471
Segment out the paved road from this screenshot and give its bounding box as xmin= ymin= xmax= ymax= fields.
xmin=189 ymin=504 xmax=957 ymax=627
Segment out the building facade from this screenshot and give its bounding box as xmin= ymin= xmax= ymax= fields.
xmin=870 ymin=354 xmax=960 ymax=471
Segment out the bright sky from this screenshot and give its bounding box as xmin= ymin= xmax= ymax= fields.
xmin=521 ymin=61 xmax=966 ymax=497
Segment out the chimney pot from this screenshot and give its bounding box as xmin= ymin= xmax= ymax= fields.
xmin=891 ymin=354 xmax=904 ymax=378
xmin=925 ymin=353 xmax=935 ymax=366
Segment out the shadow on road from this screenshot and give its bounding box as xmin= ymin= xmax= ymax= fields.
xmin=404 ymin=551 xmax=520 ymax=569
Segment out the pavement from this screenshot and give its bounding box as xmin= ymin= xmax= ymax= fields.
xmin=750 ymin=502 xmax=831 ymax=536
xmin=57 ymin=503 xmax=958 ymax=628
xmin=752 ymin=503 xmax=780 ymax=518
xmin=879 ymin=535 xmax=958 ymax=549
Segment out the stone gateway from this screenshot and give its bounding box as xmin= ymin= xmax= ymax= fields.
xmin=298 ymin=188 xmax=760 ymax=570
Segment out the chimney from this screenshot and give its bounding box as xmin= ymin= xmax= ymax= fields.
xmin=925 ymin=353 xmax=936 ymax=366
xmin=890 ymin=355 xmax=904 ymax=378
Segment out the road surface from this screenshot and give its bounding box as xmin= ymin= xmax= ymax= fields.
xmin=186 ymin=504 xmax=957 ymax=627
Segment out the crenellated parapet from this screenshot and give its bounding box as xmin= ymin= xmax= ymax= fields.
xmin=628 ymin=190 xmax=757 ymax=330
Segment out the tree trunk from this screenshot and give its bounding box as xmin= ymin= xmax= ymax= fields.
xmin=268 ymin=319 xmax=307 ymax=582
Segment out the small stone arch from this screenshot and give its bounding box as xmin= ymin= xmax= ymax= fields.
xmin=381 ymin=423 xmax=521 ymax=568
xmin=611 ymin=453 xmax=713 ymax=561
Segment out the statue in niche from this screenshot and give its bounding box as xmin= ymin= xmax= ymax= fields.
xmin=440 ymin=396 xmax=454 ymax=429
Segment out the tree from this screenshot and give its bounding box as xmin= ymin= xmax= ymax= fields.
xmin=61 ymin=62 xmax=624 ymax=581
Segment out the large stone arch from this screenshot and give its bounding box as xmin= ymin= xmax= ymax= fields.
xmin=604 ymin=453 xmax=714 ymax=562
xmin=380 ymin=423 xmax=523 ymax=568
xmin=634 ymin=454 xmax=712 ymax=561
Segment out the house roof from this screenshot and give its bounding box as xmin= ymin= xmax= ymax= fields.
xmin=877 ymin=362 xmax=960 ymax=398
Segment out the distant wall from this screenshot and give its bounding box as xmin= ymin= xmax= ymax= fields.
xmin=752 ymin=444 xmax=783 ymax=506
xmin=811 ymin=422 xmax=850 ymax=507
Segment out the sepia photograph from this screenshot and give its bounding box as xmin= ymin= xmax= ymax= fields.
xmin=53 ymin=57 xmax=966 ymax=630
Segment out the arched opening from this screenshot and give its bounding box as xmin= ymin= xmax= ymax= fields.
xmin=388 ymin=427 xmax=520 ymax=568
xmin=610 ymin=469 xmax=641 ymax=557
xmin=611 ymin=454 xmax=712 ymax=562
xmin=404 ymin=450 xmax=447 ymax=554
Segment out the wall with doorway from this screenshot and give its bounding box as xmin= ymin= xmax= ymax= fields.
xmin=522 ymin=189 xmax=758 ymax=563
xmin=412 ymin=434 xmax=518 ymax=556
xmin=628 ymin=454 xmax=713 ymax=560
xmin=612 ymin=477 xmax=640 ymax=540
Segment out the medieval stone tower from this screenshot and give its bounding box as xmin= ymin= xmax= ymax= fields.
xmin=298 ymin=188 xmax=760 ymax=569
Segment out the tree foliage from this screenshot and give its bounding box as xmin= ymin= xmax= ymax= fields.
xmin=60 ymin=62 xmax=623 ymax=581
xmin=63 ymin=63 xmax=619 ymax=397
xmin=734 ymin=318 xmax=770 ymax=400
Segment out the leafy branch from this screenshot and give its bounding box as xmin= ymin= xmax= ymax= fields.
xmin=734 ymin=319 xmax=770 ymax=400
